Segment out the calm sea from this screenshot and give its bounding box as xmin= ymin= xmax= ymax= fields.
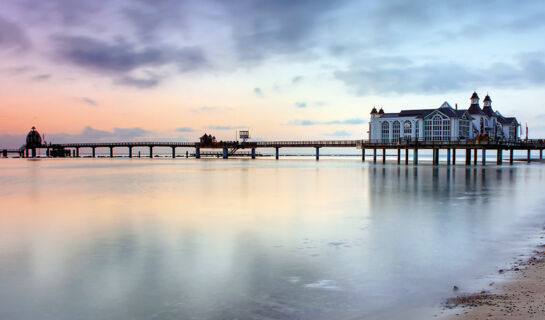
xmin=1 ymin=158 xmax=544 ymax=319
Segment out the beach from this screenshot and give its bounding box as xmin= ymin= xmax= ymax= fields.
xmin=443 ymin=244 xmax=545 ymax=319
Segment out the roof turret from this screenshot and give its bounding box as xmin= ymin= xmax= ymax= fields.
xmin=26 ymin=126 xmax=42 ymax=148
xmin=370 ymin=107 xmax=377 ymax=114
xmin=378 ymin=108 xmax=384 ymax=115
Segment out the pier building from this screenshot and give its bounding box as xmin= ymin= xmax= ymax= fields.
xmin=368 ymin=92 xmax=519 ymax=142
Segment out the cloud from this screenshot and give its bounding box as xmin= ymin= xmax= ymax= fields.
xmin=207 ymin=125 xmax=247 ymax=130
xmin=295 ymin=101 xmax=307 ymax=108
xmin=289 ymin=118 xmax=365 ymax=126
xmin=253 ymin=87 xmax=263 ymax=97
xmin=324 ymin=130 xmax=351 ymax=137
xmin=80 ymin=97 xmax=98 ymax=106
xmin=54 ymin=35 xmax=207 ymax=87
xmin=0 ymin=16 xmax=30 ymax=52
xmin=192 ymin=106 xmax=217 ymax=113
xmin=176 ymin=127 xmax=194 ymax=132
xmin=292 ymin=75 xmax=303 ymax=83
xmin=30 ymin=74 xmax=51 ymax=81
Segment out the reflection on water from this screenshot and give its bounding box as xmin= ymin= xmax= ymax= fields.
xmin=0 ymin=159 xmax=544 ymax=320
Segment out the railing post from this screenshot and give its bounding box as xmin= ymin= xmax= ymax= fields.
xmin=509 ymin=149 xmax=514 ymax=165
xmin=110 ymin=146 xmax=114 ymax=158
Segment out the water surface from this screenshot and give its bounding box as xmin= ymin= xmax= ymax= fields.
xmin=1 ymin=158 xmax=544 ymax=319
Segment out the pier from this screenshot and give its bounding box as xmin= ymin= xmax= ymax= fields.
xmin=5 ymin=138 xmax=545 ymax=165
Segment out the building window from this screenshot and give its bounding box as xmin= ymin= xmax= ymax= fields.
xmin=425 ymin=113 xmax=450 ymax=141
xmin=403 ymin=121 xmax=412 ymax=138
xmin=509 ymin=124 xmax=516 ymax=140
xmin=381 ymin=122 xmax=390 ymax=141
xmin=415 ymin=121 xmax=419 ymax=138
xmin=393 ymin=121 xmax=400 ymax=140
xmin=459 ymin=116 xmax=470 ymax=139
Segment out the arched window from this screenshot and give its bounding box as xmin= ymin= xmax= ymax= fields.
xmin=403 ymin=121 xmax=412 ymax=137
xmin=392 ymin=121 xmax=401 ymax=140
xmin=425 ymin=113 xmax=450 ymax=141
xmin=459 ymin=115 xmax=470 ymax=139
xmin=381 ymin=122 xmax=390 ymax=141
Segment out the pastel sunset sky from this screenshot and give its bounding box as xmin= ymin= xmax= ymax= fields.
xmin=1 ymin=0 xmax=545 ymax=147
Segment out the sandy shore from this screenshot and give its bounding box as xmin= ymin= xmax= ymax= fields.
xmin=441 ymin=246 xmax=545 ymax=319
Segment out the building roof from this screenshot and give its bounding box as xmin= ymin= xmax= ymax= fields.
xmin=467 ymin=103 xmax=485 ymax=115
xmin=498 ymin=116 xmax=517 ymax=125
xmin=370 ymin=107 xmax=377 ymax=114
xmin=482 ymin=106 xmax=497 ymax=117
xmin=471 ymin=91 xmax=479 ymax=99
xmin=483 ymin=94 xmax=491 ymax=102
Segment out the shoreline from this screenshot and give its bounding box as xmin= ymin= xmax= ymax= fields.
xmin=440 ymin=244 xmax=545 ymax=319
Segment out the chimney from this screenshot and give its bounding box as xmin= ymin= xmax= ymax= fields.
xmin=455 ymin=103 xmax=458 ymax=110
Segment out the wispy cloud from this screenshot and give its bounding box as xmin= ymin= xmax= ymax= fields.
xmin=295 ymin=101 xmax=307 ymax=108
xmin=192 ymin=106 xmax=217 ymax=113
xmin=253 ymin=87 xmax=263 ymax=97
xmin=30 ymin=74 xmax=51 ymax=82
xmin=207 ymin=125 xmax=247 ymax=130
xmin=176 ymin=127 xmax=194 ymax=132
xmin=289 ymin=118 xmax=366 ymax=126
xmin=80 ymin=97 xmax=98 ymax=106
xmin=324 ymin=130 xmax=351 ymax=137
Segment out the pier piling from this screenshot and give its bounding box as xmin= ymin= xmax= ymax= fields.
xmin=405 ymin=148 xmax=409 ymax=165
xmin=149 ymin=146 xmax=153 ymax=159
xmin=397 ymin=148 xmax=401 ymax=165
xmin=110 ymin=146 xmax=114 ymax=158
xmin=362 ymin=148 xmax=366 ymax=162
xmin=195 ymin=147 xmax=200 ymax=159
xmin=382 ymin=148 xmax=386 ymax=164
xmin=92 ymin=147 xmax=96 ymax=158
xmin=275 ymin=147 xmax=279 ymax=160
xmin=315 ymin=147 xmax=320 ymax=161
xmin=452 ymin=149 xmax=456 ymax=165
xmin=413 ymin=148 xmax=418 ymax=165
xmin=251 ymin=148 xmax=256 ymax=159
xmin=482 ymin=149 xmax=486 ymax=166
xmin=473 ymin=149 xmax=477 ymax=166
xmin=172 ymin=147 xmax=176 ymax=158
xmin=509 ymin=149 xmax=514 ymax=165
xmin=446 ymin=149 xmax=451 ymax=165
xmin=528 ymin=149 xmax=531 ymax=163
xmin=373 ymin=148 xmax=377 ymax=163
xmin=222 ymin=147 xmax=228 ymax=159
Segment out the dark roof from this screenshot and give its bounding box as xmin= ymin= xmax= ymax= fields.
xmin=498 ymin=116 xmax=516 ymax=125
xmin=468 ymin=103 xmax=485 ymax=115
xmin=482 ymin=106 xmax=496 ymax=117
xmin=483 ymin=94 xmax=491 ymax=102
xmin=471 ymin=91 xmax=479 ymax=99
xmin=380 ymin=113 xmax=402 ymax=118
xmin=370 ymin=107 xmax=377 ymax=114
xmin=398 ymin=109 xmax=434 ymax=118
xmin=455 ymin=109 xmax=471 ymax=118
xmin=378 ymin=108 xmax=384 ymax=115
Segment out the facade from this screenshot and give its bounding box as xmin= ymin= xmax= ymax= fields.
xmin=368 ymin=92 xmax=519 ymax=141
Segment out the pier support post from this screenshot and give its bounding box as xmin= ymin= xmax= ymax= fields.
xmin=2 ymin=150 xmax=7 ymax=158
xmin=362 ymin=148 xmax=366 ymax=162
xmin=382 ymin=148 xmax=386 ymax=164
xmin=76 ymin=147 xmax=79 ymax=157
xmin=540 ymin=149 xmax=543 ymax=160
xmin=186 ymin=151 xmax=189 ymax=158
xmin=396 ymin=148 xmax=400 ymax=164
xmin=447 ymin=149 xmax=451 ymax=165
xmin=482 ymin=149 xmax=486 ymax=166
xmin=110 ymin=146 xmax=114 ymax=158
xmin=315 ymin=147 xmax=320 ymax=161
xmin=465 ymin=149 xmax=471 ymax=165
xmin=195 ymin=147 xmax=200 ymax=159
xmin=433 ymin=149 xmax=439 ymax=165
xmin=452 ymin=149 xmax=456 ymax=165
xmin=473 ymin=149 xmax=478 ymax=166
xmin=172 ymin=147 xmax=176 ymax=159
xmin=497 ymin=149 xmax=502 ymax=165
xmin=275 ymin=147 xmax=279 ymax=160
xmin=413 ymin=148 xmax=418 ymax=165
xmin=92 ymin=147 xmax=96 ymax=158
xmin=373 ymin=148 xmax=377 ymax=163
xmin=149 ymin=146 xmax=153 ymax=159
xmin=527 ymin=149 xmax=531 ymax=163
xmin=128 ymin=146 xmax=133 ymax=158
xmin=405 ymin=148 xmax=409 ymax=165
xmin=509 ymin=149 xmax=514 ymax=165
xmin=251 ymin=148 xmax=256 ymax=159
xmin=223 ymin=147 xmax=228 ymax=159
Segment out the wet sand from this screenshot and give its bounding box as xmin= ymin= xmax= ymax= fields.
xmin=443 ymin=247 xmax=545 ymax=319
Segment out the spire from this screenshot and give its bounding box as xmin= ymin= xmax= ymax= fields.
xmin=378 ymin=107 xmax=384 ymax=115
xmin=483 ymin=94 xmax=492 ymax=107
xmin=370 ymin=106 xmax=377 ymax=114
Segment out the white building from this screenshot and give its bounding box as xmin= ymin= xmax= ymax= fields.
xmin=368 ymin=92 xmax=519 ymax=142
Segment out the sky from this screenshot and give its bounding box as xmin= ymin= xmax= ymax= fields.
xmin=1 ymin=0 xmax=545 ymax=147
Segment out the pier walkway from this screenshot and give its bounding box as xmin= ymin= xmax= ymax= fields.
xmin=4 ymin=138 xmax=545 ymax=165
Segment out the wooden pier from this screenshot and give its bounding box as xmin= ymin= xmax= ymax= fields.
xmin=4 ymin=138 xmax=545 ymax=165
